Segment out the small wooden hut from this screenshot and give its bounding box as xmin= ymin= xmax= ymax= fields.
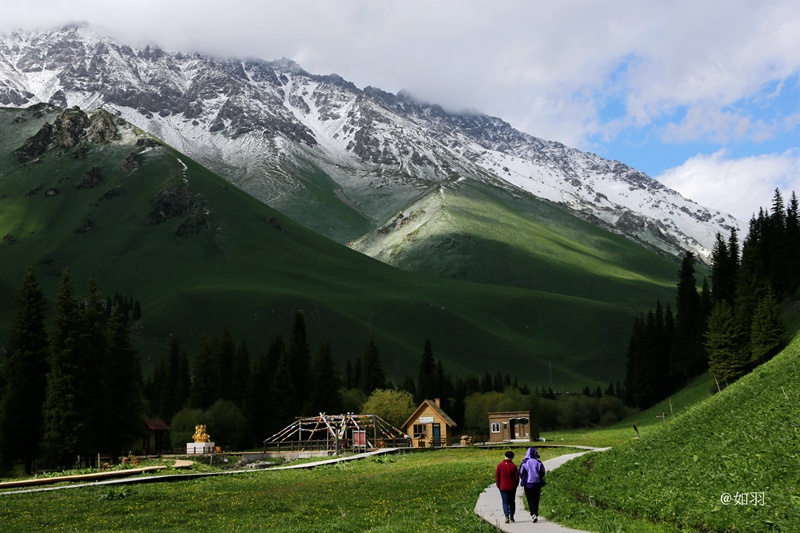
xmin=488 ymin=411 xmax=537 ymax=442
xmin=402 ymin=398 xmax=457 ymax=448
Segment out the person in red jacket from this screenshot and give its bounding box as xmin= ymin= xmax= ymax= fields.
xmin=495 ymin=450 xmax=520 ymax=523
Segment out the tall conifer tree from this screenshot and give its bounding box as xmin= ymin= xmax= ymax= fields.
xmin=706 ymin=301 xmax=749 ymax=388
xmin=104 ymin=302 xmax=144 ymax=460
xmin=288 ymin=312 xmax=310 ymax=413
xmin=43 ymin=270 xmax=85 ymax=467
xmin=246 ymin=346 xmax=275 ymax=442
xmin=0 ymin=267 xmax=49 ymax=473
xmin=191 ymin=334 xmax=217 ymax=410
xmin=216 ymin=326 xmax=236 ymax=401
xmin=308 ymin=341 xmax=342 ymax=415
xmin=670 ymin=252 xmax=706 ymax=383
xmin=231 ymin=340 xmax=251 ymax=406
xmin=360 ymin=335 xmax=386 ymax=395
xmin=749 ymin=291 xmax=785 ymax=365
xmin=81 ymin=278 xmax=107 ymax=454
xmin=417 ymin=338 xmax=436 ymax=403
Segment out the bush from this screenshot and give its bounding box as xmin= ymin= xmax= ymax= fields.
xmin=169 ymin=408 xmax=205 ymax=450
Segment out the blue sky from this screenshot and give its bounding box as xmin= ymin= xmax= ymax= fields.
xmin=3 ymin=0 xmax=799 ymax=222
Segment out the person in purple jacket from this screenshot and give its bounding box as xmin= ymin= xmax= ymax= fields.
xmin=519 ymin=447 xmax=546 ymax=522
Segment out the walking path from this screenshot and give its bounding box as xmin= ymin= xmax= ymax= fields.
xmin=474 ymin=446 xmax=610 ymax=532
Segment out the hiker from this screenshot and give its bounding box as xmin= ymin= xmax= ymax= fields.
xmin=519 ymin=446 xmax=546 ymax=523
xmin=495 ymin=450 xmax=519 ymax=523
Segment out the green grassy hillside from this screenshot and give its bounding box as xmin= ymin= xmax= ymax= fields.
xmin=545 ymin=337 xmax=800 ymax=532
xmin=352 ymin=176 xmax=679 ymax=308
xmin=0 ymin=105 xmax=676 ymax=389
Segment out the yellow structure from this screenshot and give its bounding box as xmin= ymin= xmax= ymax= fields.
xmin=402 ymin=398 xmax=457 ymax=448
xmin=192 ymin=425 xmax=211 ymax=443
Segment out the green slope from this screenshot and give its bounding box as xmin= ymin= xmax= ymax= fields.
xmin=351 ymin=176 xmax=679 ymax=308
xmin=546 ymin=339 xmax=800 ymax=532
xmin=0 ymin=105 xmax=674 ymax=389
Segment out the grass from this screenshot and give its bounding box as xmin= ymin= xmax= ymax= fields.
xmin=0 ymin=447 xmax=573 ymax=532
xmin=0 ymin=105 xmax=678 ymax=388
xmin=541 ymin=337 xmax=800 ymax=533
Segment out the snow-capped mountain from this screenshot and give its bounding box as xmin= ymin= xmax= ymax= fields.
xmin=0 ymin=24 xmax=741 ymax=263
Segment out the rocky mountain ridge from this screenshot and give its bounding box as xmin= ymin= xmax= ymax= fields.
xmin=0 ymin=24 xmax=741 ymax=263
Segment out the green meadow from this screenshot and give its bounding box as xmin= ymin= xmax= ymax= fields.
xmin=0 ymin=448 xmax=569 ymax=532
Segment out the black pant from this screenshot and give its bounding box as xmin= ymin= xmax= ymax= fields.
xmin=524 ymin=486 xmax=541 ymax=515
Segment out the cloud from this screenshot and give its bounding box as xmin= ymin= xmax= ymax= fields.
xmin=660 ymin=105 xmax=775 ymax=144
xmin=657 ymin=149 xmax=800 ymax=222
xmin=1 ymin=0 xmax=798 ymax=171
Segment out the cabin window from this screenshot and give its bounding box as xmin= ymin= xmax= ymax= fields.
xmin=413 ymin=424 xmax=427 ymax=438
xmin=490 ymin=422 xmax=501 ymax=433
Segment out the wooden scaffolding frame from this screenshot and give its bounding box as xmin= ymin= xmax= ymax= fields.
xmin=263 ymin=413 xmax=410 ymax=453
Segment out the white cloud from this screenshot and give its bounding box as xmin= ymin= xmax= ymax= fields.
xmin=1 ymin=0 xmax=798 ymax=169
xmin=660 ymin=105 xmax=775 ymax=144
xmin=657 ymin=150 xmax=800 ymax=222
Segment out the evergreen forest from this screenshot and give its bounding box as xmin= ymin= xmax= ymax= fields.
xmin=624 ymin=189 xmax=795 ymax=409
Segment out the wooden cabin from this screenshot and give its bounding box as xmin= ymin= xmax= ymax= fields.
xmin=488 ymin=411 xmax=537 ymax=442
xmin=402 ymin=398 xmax=457 ymax=448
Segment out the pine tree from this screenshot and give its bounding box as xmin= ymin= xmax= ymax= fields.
xmin=246 ymin=346 xmax=275 ymax=442
xmin=399 ymin=375 xmax=417 ymax=396
xmin=435 ymin=359 xmax=453 ymax=401
xmin=0 ymin=267 xmax=50 ymax=473
xmin=231 ymin=340 xmax=251 ymax=407
xmin=158 ymin=337 xmax=182 ymax=420
xmin=216 ymin=326 xmax=236 ymax=401
xmin=308 ymin=341 xmax=342 ymax=415
xmin=623 ymin=314 xmax=644 ymax=406
xmin=191 ymin=334 xmax=217 ymax=410
xmin=480 ymin=371 xmax=493 ymax=393
xmin=344 ymin=359 xmax=354 ymax=389
xmin=360 ymin=335 xmax=386 ymax=395
xmin=104 ymin=302 xmax=144 ymax=460
xmin=145 ymin=357 xmax=166 ymax=416
xmin=416 ymin=338 xmax=436 ymax=402
xmin=175 ymin=347 xmax=192 ymax=416
xmin=749 ymin=291 xmax=785 ymax=365
xmin=288 ymin=312 xmax=310 ymax=414
xmin=42 ymin=270 xmax=85 ymax=468
xmin=271 ymin=349 xmax=296 ymax=427
xmin=767 ymin=189 xmax=789 ymax=295
xmin=705 ymin=300 xmax=749 ymax=387
xmin=710 ymin=232 xmax=732 ymax=304
xmin=785 ymin=192 xmax=800 ymax=293
xmin=735 ymin=227 xmax=771 ymax=335
xmin=670 ymin=252 xmax=706 ymax=383
xmin=81 ymin=278 xmax=107 ymax=455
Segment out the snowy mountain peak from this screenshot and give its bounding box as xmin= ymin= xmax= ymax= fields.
xmin=0 ymin=24 xmax=741 ymax=263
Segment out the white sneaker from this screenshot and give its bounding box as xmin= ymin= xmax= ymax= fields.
xmin=532 ymin=514 xmax=538 ymax=522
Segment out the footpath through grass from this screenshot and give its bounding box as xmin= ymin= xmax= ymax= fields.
xmin=1 ymin=447 xmax=571 ymax=532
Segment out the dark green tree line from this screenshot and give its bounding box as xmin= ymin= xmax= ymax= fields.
xmin=626 ymin=189 xmax=793 ymax=407
xmin=0 ymin=269 xmax=144 ymax=471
